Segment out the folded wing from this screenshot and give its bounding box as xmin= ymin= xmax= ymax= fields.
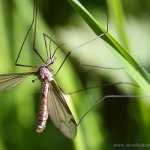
xmin=47 ymin=80 xmax=77 ymax=139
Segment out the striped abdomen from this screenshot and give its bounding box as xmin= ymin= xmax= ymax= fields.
xmin=36 ymin=79 xmax=49 ymax=133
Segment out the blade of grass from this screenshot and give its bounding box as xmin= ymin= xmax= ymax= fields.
xmin=107 ymin=0 xmax=150 ymax=144
xmin=106 ymin=0 xmax=129 ymax=50
xmin=67 ymin=0 xmax=150 ymax=95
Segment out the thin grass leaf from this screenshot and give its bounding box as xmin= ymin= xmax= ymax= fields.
xmin=106 ymin=0 xmax=129 ymax=50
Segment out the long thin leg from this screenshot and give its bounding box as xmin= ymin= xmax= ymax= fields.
xmin=15 ymin=0 xmax=45 ymax=68
xmin=54 ymin=31 xmax=108 ymax=76
xmin=54 ymin=51 xmax=71 ymax=76
xmin=54 ymin=30 xmax=107 ymax=76
xmin=80 ymin=64 xmax=124 ymax=70
xmin=32 ymin=0 xmax=45 ymax=63
xmin=54 ymin=12 xmax=109 ymax=76
xmin=67 ymin=82 xmax=140 ymax=95
xmin=77 ymin=94 xmax=150 ymax=126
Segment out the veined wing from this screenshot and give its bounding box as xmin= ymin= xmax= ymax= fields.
xmin=47 ymin=79 xmax=77 ymax=139
xmin=0 ymin=72 xmax=36 ymax=91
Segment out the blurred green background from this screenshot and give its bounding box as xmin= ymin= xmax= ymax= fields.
xmin=0 ymin=0 xmax=150 ymax=150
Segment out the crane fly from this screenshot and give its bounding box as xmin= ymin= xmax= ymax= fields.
xmin=0 ymin=0 xmax=117 ymax=139
xmin=0 ymin=0 xmax=107 ymax=139
xmin=1 ymin=0 xmax=146 ymax=140
xmin=0 ymin=55 xmax=77 ymax=139
xmin=0 ymin=0 xmax=79 ymax=139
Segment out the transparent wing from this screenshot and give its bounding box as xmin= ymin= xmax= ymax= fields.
xmin=0 ymin=72 xmax=36 ymax=91
xmin=47 ymin=80 xmax=77 ymax=139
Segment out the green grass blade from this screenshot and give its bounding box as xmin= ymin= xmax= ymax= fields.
xmin=67 ymin=0 xmax=150 ymax=94
xmin=106 ymin=0 xmax=129 ymax=50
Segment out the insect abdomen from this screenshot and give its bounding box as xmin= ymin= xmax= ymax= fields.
xmin=36 ymin=80 xmax=49 ymax=133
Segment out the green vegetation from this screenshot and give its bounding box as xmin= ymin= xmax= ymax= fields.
xmin=0 ymin=0 xmax=150 ymax=150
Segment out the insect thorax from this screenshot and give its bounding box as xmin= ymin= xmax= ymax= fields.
xmin=38 ymin=66 xmax=54 ymax=81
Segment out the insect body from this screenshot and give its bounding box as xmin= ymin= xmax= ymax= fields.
xmin=36 ymin=57 xmax=77 ymax=138
xmin=0 ymin=55 xmax=77 ymax=139
xmin=36 ymin=58 xmax=55 ymax=133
